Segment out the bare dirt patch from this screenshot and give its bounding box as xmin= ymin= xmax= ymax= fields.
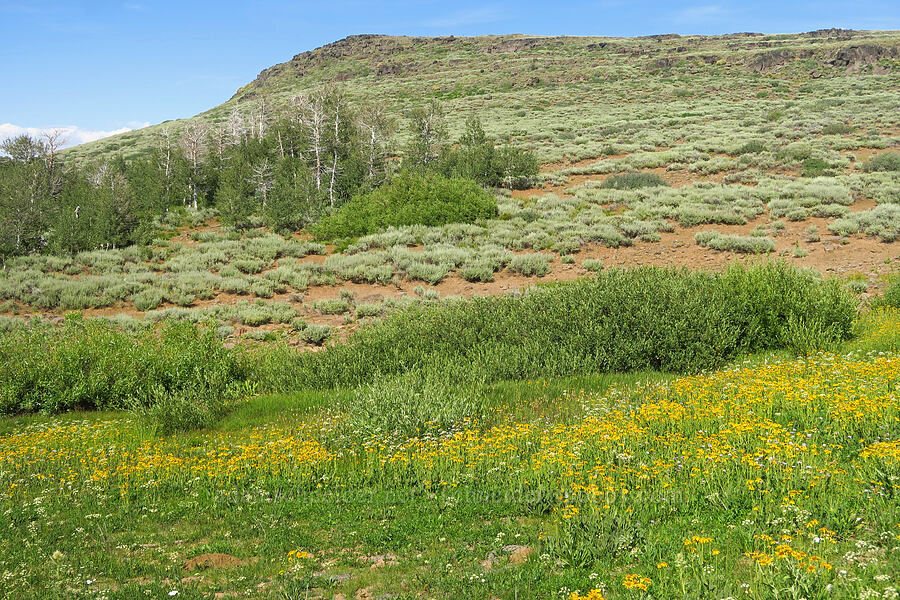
xmin=184 ymin=553 xmax=248 ymax=571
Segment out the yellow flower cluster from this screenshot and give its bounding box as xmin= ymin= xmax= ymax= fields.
xmin=1 ymin=351 xmax=897 ymax=588
xmin=569 ymin=590 xmax=607 ymax=600
xmin=747 ymin=537 xmax=834 ymax=573
xmin=622 ymin=573 xmax=652 ymax=590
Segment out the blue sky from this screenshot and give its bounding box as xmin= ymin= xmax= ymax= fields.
xmin=1 ymin=0 xmax=898 ymax=147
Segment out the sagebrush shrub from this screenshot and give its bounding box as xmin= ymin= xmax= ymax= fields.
xmin=314 ymin=298 xmax=351 ymax=315
xmin=862 ymin=152 xmax=900 ymax=173
xmin=300 ymin=324 xmax=332 ymax=345
xmin=601 ymin=172 xmax=667 ymax=190
xmin=695 ymin=230 xmax=775 ymax=254
xmin=508 ymin=253 xmax=552 ymax=276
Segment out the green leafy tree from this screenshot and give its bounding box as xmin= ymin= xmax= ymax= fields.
xmin=215 ymin=153 xmax=257 ymax=229
xmin=0 ymin=136 xmax=54 ymax=256
xmin=405 ymin=99 xmax=447 ymax=168
xmin=265 ymin=157 xmax=321 ymax=232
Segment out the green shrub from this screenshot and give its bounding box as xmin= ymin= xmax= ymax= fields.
xmin=136 ymin=387 xmax=230 ymax=435
xmin=582 ymin=259 xmax=603 ymax=272
xmin=822 ymin=123 xmax=853 ymax=135
xmin=734 ymin=140 xmax=768 ymax=155
xmin=314 ymin=298 xmax=351 ymax=315
xmin=238 ymin=306 xmax=271 ymax=326
xmin=695 ymin=231 xmax=776 ymax=254
xmin=132 ymin=288 xmax=164 ymax=311
xmin=221 ymin=277 xmax=251 ymax=295
xmin=846 ymin=279 xmax=868 ymax=294
xmin=311 ymin=171 xmax=497 ymax=240
xmin=460 ymin=260 xmax=496 ymax=282
xmin=244 ymin=330 xmax=277 ymax=342
xmin=168 ymin=291 xmax=197 ymax=307
xmin=404 ymin=261 xmax=451 ymax=285
xmin=441 ymin=145 xmax=539 ymax=190
xmin=355 ymin=303 xmax=383 ymax=318
xmin=0 ymin=319 xmax=246 ymax=415
xmin=249 ymin=278 xmax=276 ymax=298
xmin=269 ymin=302 xmax=298 ymax=324
xmin=801 ymin=158 xmax=830 ymax=177
xmin=873 ymin=275 xmax=900 ymax=309
xmin=508 ymin=253 xmax=552 ymax=277
xmin=862 ymin=152 xmax=900 ymax=173
xmin=258 ymin=263 xmax=856 ymax=391
xmin=0 ymin=316 xmax=24 ymax=332
xmin=601 ymin=172 xmax=668 ymax=190
xmin=342 ymin=364 xmax=487 ymax=438
xmin=234 ymin=257 xmax=269 ymax=274
xmin=300 ymin=324 xmax=332 ymax=345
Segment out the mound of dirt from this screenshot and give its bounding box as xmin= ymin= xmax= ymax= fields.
xmin=183 ymin=553 xmax=247 ymax=571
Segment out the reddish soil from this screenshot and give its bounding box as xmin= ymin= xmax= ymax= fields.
xmin=841 ymin=147 xmax=899 ymax=163
xmin=7 ymin=140 xmax=900 ymax=348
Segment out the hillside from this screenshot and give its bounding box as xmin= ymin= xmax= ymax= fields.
xmin=5 ymin=28 xmax=900 ymax=600
xmin=4 ymin=28 xmax=900 ymax=346
xmin=63 ymin=29 xmax=900 ymax=164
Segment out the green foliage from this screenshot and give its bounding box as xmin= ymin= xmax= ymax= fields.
xmin=136 ymin=386 xmax=231 ymax=435
xmin=311 ymin=170 xmax=497 ymax=240
xmin=600 ymin=172 xmax=668 ymax=190
xmin=862 ymin=152 xmax=900 ymax=173
xmin=433 ymin=116 xmax=539 ymax=189
xmin=843 ymin=307 xmax=900 ymax=354
xmin=873 ymin=275 xmax=900 ymax=309
xmin=734 ymin=140 xmax=768 ymax=155
xmin=695 ymin=230 xmax=776 ymax=254
xmin=132 ymin=287 xmax=164 ymax=311
xmin=0 ymin=318 xmax=246 ymax=415
xmin=508 ymin=253 xmax=552 ymax=276
xmin=300 ymin=323 xmax=332 ymax=345
xmin=821 ymin=123 xmax=853 ymax=135
xmin=355 ymin=302 xmax=383 ymax=318
xmin=460 ymin=260 xmax=496 ymax=282
xmin=801 ymin=157 xmax=830 ymax=177
xmin=342 ymin=363 xmax=487 ymax=438
xmin=238 ymin=306 xmax=272 ymax=326
xmin=260 ymin=263 xmax=856 ymax=390
xmin=404 ymin=99 xmax=448 ymax=167
xmin=314 ymin=298 xmax=351 ymax=315
xmin=828 ymin=204 xmax=900 ymax=242
xmin=582 ymin=259 xmax=603 ymax=272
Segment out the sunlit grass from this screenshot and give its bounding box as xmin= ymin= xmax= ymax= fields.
xmin=2 ymin=312 xmax=899 ymax=598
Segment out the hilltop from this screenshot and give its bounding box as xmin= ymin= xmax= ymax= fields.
xmin=62 ymin=29 xmax=900 ymax=164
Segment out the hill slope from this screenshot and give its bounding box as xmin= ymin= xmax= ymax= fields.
xmin=63 ymin=29 xmax=900 ymax=164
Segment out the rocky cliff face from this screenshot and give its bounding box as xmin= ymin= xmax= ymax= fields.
xmin=232 ymin=31 xmax=900 ymax=102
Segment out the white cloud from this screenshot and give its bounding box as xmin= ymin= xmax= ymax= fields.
xmin=0 ymin=122 xmax=150 ymax=149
